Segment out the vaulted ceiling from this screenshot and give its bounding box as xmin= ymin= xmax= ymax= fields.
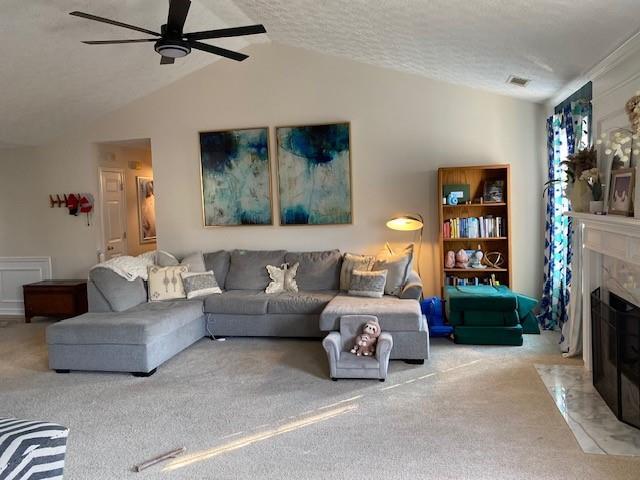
xmin=3 ymin=0 xmax=640 ymax=147
xmin=0 ymin=0 xmax=265 ymax=147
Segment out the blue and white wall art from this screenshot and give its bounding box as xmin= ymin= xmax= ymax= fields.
xmin=200 ymin=128 xmax=272 ymax=226
xmin=276 ymin=123 xmax=352 ymax=225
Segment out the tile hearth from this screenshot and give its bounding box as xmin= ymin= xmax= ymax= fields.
xmin=536 ymin=364 xmax=640 ymax=456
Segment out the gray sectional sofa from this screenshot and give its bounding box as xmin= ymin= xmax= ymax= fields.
xmin=46 ymin=249 xmax=429 ymax=376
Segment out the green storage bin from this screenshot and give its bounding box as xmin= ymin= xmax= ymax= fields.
xmin=454 ymin=325 xmax=523 ymax=346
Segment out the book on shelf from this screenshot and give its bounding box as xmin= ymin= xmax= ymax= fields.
xmin=443 ymin=215 xmax=505 ymax=239
xmin=445 ymin=275 xmax=501 ymax=287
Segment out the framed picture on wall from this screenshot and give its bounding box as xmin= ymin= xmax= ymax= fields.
xmin=136 ymin=176 xmax=157 ymax=243
xmin=199 ymin=127 xmax=273 ymax=226
xmin=276 ymin=122 xmax=352 ymax=225
xmin=607 ymin=167 xmax=635 ymax=216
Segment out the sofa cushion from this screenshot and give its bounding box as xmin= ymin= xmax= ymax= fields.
xmin=180 ymin=251 xmax=207 ymax=272
xmin=158 ymin=250 xmax=207 ymax=272
xmin=320 ymin=294 xmax=421 ymax=332
xmin=89 ymin=267 xmax=147 ymax=312
xmin=267 ymin=291 xmax=338 ymax=315
xmin=46 ymin=300 xmax=204 ymax=345
xmin=225 ymin=250 xmax=287 ymax=290
xmin=204 ymin=250 xmax=231 ymax=286
xmin=284 ymin=250 xmax=342 ymax=291
xmin=204 ymin=290 xmax=270 ymax=315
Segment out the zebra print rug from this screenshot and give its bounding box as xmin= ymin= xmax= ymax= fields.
xmin=0 ymin=418 xmax=68 ymax=480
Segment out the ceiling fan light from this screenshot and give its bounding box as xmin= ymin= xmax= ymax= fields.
xmin=155 ymin=40 xmax=191 ymax=58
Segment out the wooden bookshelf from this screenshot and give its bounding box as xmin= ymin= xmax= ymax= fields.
xmin=437 ymin=164 xmax=512 ymax=291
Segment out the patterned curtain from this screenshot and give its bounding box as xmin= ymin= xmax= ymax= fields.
xmin=539 ymin=102 xmax=591 ymax=331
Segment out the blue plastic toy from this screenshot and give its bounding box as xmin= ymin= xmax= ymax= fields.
xmin=421 ymin=296 xmax=453 ymax=337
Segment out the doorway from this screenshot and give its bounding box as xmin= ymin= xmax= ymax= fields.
xmin=97 ymin=139 xmax=156 ymax=261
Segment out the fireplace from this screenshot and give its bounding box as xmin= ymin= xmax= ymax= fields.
xmin=591 ymin=288 xmax=640 ymax=429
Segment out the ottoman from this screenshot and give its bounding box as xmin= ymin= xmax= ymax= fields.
xmin=0 ymin=418 xmax=69 ymax=479
xmin=444 ymin=285 xmax=524 ymax=346
xmin=320 ymin=294 xmax=429 ymax=362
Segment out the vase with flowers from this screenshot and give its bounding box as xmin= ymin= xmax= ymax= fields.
xmin=544 ymin=146 xmax=597 ymax=212
xmin=579 ymin=167 xmax=604 ymax=213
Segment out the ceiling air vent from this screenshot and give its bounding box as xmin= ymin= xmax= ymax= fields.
xmin=507 ymin=75 xmax=530 ymax=87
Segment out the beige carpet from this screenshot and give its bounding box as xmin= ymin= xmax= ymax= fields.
xmin=1 ymin=317 xmax=639 ymax=479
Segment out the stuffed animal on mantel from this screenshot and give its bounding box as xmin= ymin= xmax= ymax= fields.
xmin=351 ymin=318 xmax=381 ymax=356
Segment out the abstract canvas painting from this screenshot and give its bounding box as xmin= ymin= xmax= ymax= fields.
xmin=200 ymin=127 xmax=272 ymax=226
xmin=276 ymin=122 xmax=352 ymax=225
xmin=136 ymin=176 xmax=156 ymax=243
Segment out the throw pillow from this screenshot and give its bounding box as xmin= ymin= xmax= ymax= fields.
xmin=147 ymin=265 xmax=188 ymax=301
xmin=180 ymin=271 xmax=222 ymax=299
xmin=340 ymin=253 xmax=376 ymax=291
xmin=265 ymin=263 xmax=299 ymax=294
xmin=373 ymin=243 xmax=414 ymax=296
xmin=348 ymin=270 xmax=388 ymax=298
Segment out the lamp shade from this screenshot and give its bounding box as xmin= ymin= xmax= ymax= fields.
xmin=386 ymin=214 xmax=424 ymax=231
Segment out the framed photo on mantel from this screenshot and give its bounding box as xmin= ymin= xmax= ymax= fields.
xmin=607 ymin=167 xmax=635 ymax=216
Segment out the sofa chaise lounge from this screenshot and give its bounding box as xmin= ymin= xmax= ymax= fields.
xmin=46 ymin=249 xmax=429 ymax=375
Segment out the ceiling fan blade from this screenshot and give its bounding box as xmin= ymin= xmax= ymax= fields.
xmin=82 ymin=39 xmax=157 ymax=45
xmin=188 ymin=41 xmax=248 ymax=61
xmin=184 ymin=24 xmax=266 ymax=41
xmin=160 ymin=56 xmax=175 ymax=65
xmin=69 ymin=11 xmax=160 ymax=37
xmin=167 ymin=0 xmax=191 ymax=33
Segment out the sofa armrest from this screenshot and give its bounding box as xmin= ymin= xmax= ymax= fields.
xmin=322 ymin=332 xmax=342 ymax=378
xmin=376 ymin=332 xmax=393 ymax=361
xmin=376 ymin=332 xmax=393 ymax=379
xmin=89 ymin=267 xmax=147 ymax=312
xmin=400 ymin=270 xmax=423 ymax=300
xmin=87 ymin=279 xmax=113 ymax=313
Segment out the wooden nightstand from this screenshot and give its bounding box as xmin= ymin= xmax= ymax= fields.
xmin=23 ymin=280 xmax=88 ymax=323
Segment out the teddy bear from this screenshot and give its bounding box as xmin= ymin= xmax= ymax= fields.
xmin=455 ymin=249 xmax=469 ymax=269
xmin=625 ymin=92 xmax=640 ymax=134
xmin=350 ymin=318 xmax=381 ymax=356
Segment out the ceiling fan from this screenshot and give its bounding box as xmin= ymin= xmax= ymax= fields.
xmin=70 ymin=0 xmax=266 ymax=64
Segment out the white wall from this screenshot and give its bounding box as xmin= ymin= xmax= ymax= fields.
xmin=0 ymin=43 xmax=545 ymax=297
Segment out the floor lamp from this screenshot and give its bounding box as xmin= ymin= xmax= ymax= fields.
xmin=385 ymin=213 xmax=424 ymax=276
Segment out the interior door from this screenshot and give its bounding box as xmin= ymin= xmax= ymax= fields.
xmin=100 ymin=169 xmax=127 ymax=260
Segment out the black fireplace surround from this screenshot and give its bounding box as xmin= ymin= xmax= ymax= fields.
xmin=591 ymin=288 xmax=640 ymax=430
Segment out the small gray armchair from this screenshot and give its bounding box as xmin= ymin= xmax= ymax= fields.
xmin=322 ymin=315 xmax=393 ymax=381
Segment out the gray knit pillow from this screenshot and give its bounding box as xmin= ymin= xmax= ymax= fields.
xmin=348 ymin=270 xmax=388 ymax=298
xmin=180 ymin=271 xmax=222 ymax=299
xmin=340 ymin=253 xmax=376 ymax=291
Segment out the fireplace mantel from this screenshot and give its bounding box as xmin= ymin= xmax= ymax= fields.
xmin=566 ymin=212 xmax=640 ymax=370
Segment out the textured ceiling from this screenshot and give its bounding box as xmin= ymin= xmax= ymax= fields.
xmin=234 ymin=0 xmax=640 ymax=102
xmin=3 ymin=1 xmax=640 ymax=147
xmin=0 ymin=0 xmax=267 ymax=147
